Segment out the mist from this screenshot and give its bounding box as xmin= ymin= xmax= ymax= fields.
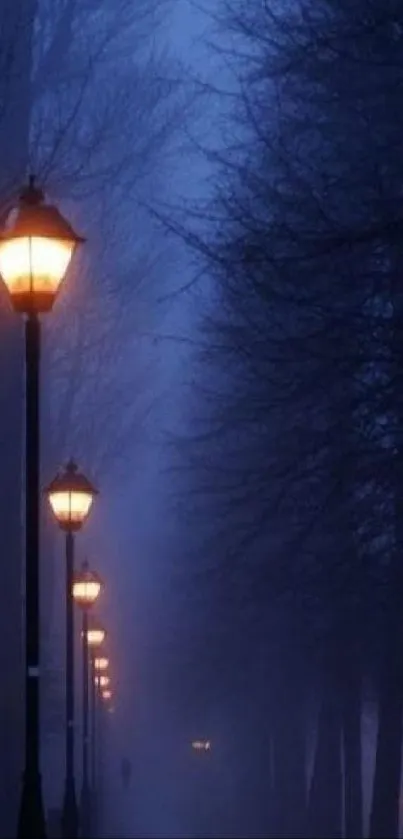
xmin=2 ymin=1 xmax=403 ymax=838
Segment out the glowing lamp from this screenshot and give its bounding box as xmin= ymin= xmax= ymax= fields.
xmin=0 ymin=176 xmax=84 ymax=313
xmin=46 ymin=460 xmax=98 ymax=532
xmin=94 ymin=657 xmax=109 ymax=671
xmin=192 ymin=740 xmax=211 ymax=751
xmin=96 ymin=675 xmax=110 ymax=688
xmin=102 ymin=690 xmax=112 ymax=701
xmin=72 ymin=562 xmax=102 ymax=609
xmin=86 ymin=625 xmax=106 ymax=647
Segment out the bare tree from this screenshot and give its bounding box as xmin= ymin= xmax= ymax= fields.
xmin=161 ymin=1 xmax=403 ymax=836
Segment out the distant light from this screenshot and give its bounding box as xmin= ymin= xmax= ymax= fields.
xmin=94 ymin=656 xmax=109 ymax=671
xmin=191 ymin=740 xmax=211 ymax=752
xmin=73 ymin=561 xmax=102 ymax=609
xmin=86 ymin=625 xmax=106 ymax=647
xmin=74 ymin=578 xmax=101 ymax=608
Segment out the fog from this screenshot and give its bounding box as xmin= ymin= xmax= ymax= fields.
xmin=42 ymin=1 xmax=226 ymax=835
xmin=2 ymin=1 xmax=403 ymax=838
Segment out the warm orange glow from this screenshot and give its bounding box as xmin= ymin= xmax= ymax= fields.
xmin=0 ymin=178 xmax=84 ymax=314
xmin=94 ymin=656 xmax=109 ymax=671
xmin=73 ymin=579 xmax=101 ymax=609
xmin=0 ymin=236 xmax=74 ymax=312
xmin=86 ymin=627 xmax=106 ymax=647
xmin=96 ymin=675 xmax=110 ymax=688
xmin=46 ymin=461 xmax=98 ymax=532
xmin=73 ymin=561 xmax=102 ymax=609
xmin=48 ymin=488 xmax=94 ymax=529
xmin=192 ymin=740 xmax=211 ymax=751
xmin=102 ymin=689 xmax=112 ymax=701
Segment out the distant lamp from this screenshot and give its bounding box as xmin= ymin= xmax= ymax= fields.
xmin=102 ymin=690 xmax=112 ymax=702
xmin=86 ymin=624 xmax=106 ymax=648
xmin=76 ymin=564 xmax=102 ymax=837
xmin=46 ymin=460 xmax=98 ymax=532
xmin=94 ymin=656 xmax=109 ymax=672
xmin=95 ymin=675 xmax=110 ymax=689
xmin=0 ymin=176 xmax=84 ymax=313
xmin=72 ymin=562 xmax=102 ymax=609
xmin=192 ymin=740 xmax=211 ymax=752
xmin=45 ymin=466 xmax=98 ymax=839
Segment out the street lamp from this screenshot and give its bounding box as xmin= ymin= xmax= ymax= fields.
xmin=95 ymin=675 xmax=110 ymax=689
xmin=46 ymin=460 xmax=98 ymax=531
xmin=191 ymin=740 xmax=212 ymax=752
xmin=73 ymin=564 xmax=102 ymax=836
xmin=101 ymin=690 xmax=112 ymax=702
xmin=86 ymin=625 xmax=106 ymax=647
xmin=94 ymin=656 xmax=109 ymax=672
xmin=46 ymin=462 xmax=97 ymax=839
xmin=0 ymin=176 xmax=84 ymax=839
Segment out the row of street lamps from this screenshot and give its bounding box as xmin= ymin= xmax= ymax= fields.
xmin=47 ymin=463 xmax=114 ymax=837
xmin=74 ymin=563 xmax=112 ymax=838
xmin=0 ymin=178 xmax=116 ymax=838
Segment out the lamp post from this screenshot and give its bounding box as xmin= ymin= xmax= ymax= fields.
xmin=73 ymin=569 xmax=104 ymax=837
xmin=0 ymin=176 xmax=84 ymax=839
xmin=91 ymin=669 xmax=97 ymax=804
xmin=92 ymin=661 xmax=110 ymax=833
xmin=46 ymin=462 xmax=98 ymax=838
xmin=72 ymin=568 xmax=102 ymax=836
xmin=93 ymin=660 xmax=109 ymax=787
xmin=86 ymin=622 xmax=106 ymax=838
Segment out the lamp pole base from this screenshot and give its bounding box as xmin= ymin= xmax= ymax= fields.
xmin=61 ymin=778 xmax=79 ymax=838
xmin=17 ymin=770 xmax=47 ymax=839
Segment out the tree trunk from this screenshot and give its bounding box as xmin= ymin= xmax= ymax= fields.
xmin=342 ymin=648 xmax=363 ymax=839
xmin=306 ymin=672 xmax=342 ymax=839
xmin=271 ymin=681 xmax=307 ymax=837
xmin=369 ymin=430 xmax=403 ymax=839
xmin=369 ymin=648 xmax=403 ymax=839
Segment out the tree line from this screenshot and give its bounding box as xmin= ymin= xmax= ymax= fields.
xmin=172 ymin=2 xmax=403 ymax=837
